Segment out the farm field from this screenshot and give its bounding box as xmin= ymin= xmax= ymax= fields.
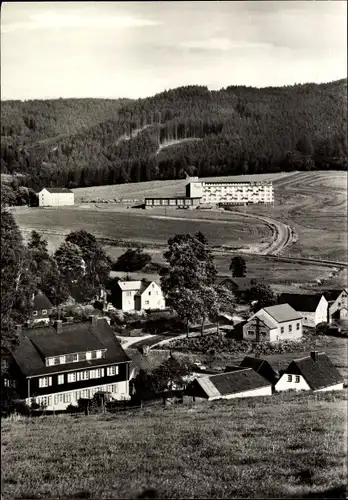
xmin=14 ymin=207 xmax=273 ymax=252
xmin=1 ymin=391 xmax=346 ymax=499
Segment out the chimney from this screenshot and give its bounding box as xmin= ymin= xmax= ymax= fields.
xmin=89 ymin=315 xmax=98 ymax=325
xmin=310 ymin=351 xmax=319 ymax=362
xmin=15 ymin=324 xmax=22 ymax=336
xmin=54 ymin=320 xmax=63 ymax=334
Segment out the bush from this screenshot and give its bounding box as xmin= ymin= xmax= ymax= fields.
xmin=113 ymin=248 xmax=151 ymax=272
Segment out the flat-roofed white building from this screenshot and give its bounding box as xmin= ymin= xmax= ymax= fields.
xmin=38 ymin=188 xmax=74 ymax=207
xmin=186 ymin=180 xmax=274 ymax=205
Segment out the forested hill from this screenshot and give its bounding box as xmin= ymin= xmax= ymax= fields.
xmin=1 ymin=79 xmax=347 ymax=190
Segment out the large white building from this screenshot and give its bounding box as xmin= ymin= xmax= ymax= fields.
xmin=186 ymin=179 xmax=274 ymax=205
xmin=38 ymin=188 xmax=74 ymax=207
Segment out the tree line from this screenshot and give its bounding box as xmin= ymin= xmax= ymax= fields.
xmin=1 ymin=80 xmax=346 ymax=191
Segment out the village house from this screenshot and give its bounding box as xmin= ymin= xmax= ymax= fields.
xmin=275 ymin=351 xmax=344 ymax=393
xmin=112 ymin=280 xmax=166 ymax=312
xmin=238 ymin=356 xmax=279 ymax=386
xmin=30 ymin=292 xmax=53 ymax=325
xmin=38 ymin=187 xmax=74 ymax=207
xmin=324 ymin=289 xmax=348 ymax=325
xmin=243 ymin=303 xmax=303 ymax=342
xmin=184 ymin=368 xmax=272 ymax=402
xmin=8 ymin=316 xmax=131 ymax=411
xmin=278 ymin=293 xmax=328 ymax=327
xmin=219 ymin=277 xmax=261 ymax=301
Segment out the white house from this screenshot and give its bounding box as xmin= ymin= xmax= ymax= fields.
xmin=38 ymin=188 xmax=74 ymax=207
xmin=326 ymin=289 xmax=348 ymax=325
xmin=278 ymin=293 xmax=328 ymax=327
xmin=243 ymin=303 xmax=303 ymax=342
xmin=275 ymin=351 xmax=344 ymax=393
xmin=185 ymin=368 xmax=272 ymax=402
xmin=114 ymin=280 xmax=165 ymax=312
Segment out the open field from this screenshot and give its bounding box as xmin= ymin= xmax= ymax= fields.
xmin=1 ymin=391 xmax=347 ymax=499
xmin=14 ymin=207 xmax=274 ymax=252
xmin=72 ymin=172 xmax=296 ymax=202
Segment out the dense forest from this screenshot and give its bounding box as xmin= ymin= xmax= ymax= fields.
xmin=1 ymin=79 xmax=347 ymax=191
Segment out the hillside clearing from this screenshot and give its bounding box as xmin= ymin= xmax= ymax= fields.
xmin=1 ymin=391 xmax=347 ymax=499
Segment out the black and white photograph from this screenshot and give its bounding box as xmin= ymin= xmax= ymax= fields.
xmin=1 ymin=1 xmax=347 ymax=498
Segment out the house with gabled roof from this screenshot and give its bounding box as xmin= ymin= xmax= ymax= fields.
xmin=278 ymin=293 xmax=328 ymax=327
xmin=275 ymin=351 xmax=344 ymax=393
xmin=243 ymin=303 xmax=303 ymax=342
xmin=185 ymin=368 xmax=272 ymax=402
xmin=113 ymin=279 xmax=165 ymax=312
xmin=238 ymin=356 xmax=279 ymax=385
xmin=324 ymin=289 xmax=348 ymax=325
xmin=38 ymin=187 xmax=74 ymax=207
xmin=30 ymin=292 xmax=53 ymax=325
xmin=9 ymin=316 xmax=131 ymax=411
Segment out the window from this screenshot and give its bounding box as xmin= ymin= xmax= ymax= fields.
xmin=86 ymin=352 xmax=92 ymax=360
xmin=72 ymin=354 xmax=78 ymax=362
xmin=54 ymin=395 xmax=59 ymax=405
xmin=58 ymin=374 xmax=64 ymax=385
xmin=287 ymin=375 xmax=292 ymax=382
xmin=63 ymin=393 xmax=71 ymax=404
xmin=149 ymin=291 xmax=151 ymax=296
xmin=47 ymin=357 xmax=54 ymax=367
xmin=126 ymin=291 xmax=132 ymax=296
xmin=54 ymin=357 xmax=60 ymax=365
xmin=296 ymin=323 xmax=300 ymax=330
xmin=107 ymin=385 xmax=113 ymax=393
xmin=113 ymin=384 xmax=118 ymax=393
xmin=67 ymin=373 xmax=76 ymax=383
xmin=281 ymin=327 xmax=284 ymax=334
xmin=152 ymin=284 xmax=155 ymax=288
xmin=76 ymin=371 xmax=89 ymax=381
xmin=59 ymin=356 xmax=66 ymax=365
xmin=33 ymin=311 xmax=38 ymax=316
xmin=156 ymin=291 xmax=159 ymax=296
xmin=145 ymin=301 xmax=149 ymax=305
xmin=295 ymin=376 xmax=300 ymax=383
xmin=107 ymin=366 xmax=118 ymax=376
xmin=338 ymin=302 xmax=341 ymax=307
xmin=289 ymin=324 xmax=292 ymax=332
xmin=42 ymin=309 xmax=47 ymax=315
xmin=96 ymin=350 xmax=102 ymax=359
xmin=39 ymin=376 xmax=52 ymax=388
xmin=247 ymin=330 xmax=254 ymax=336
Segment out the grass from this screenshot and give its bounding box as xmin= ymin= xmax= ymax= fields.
xmin=1 ymin=391 xmax=347 ymax=499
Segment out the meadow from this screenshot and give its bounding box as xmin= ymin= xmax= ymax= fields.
xmin=1 ymin=391 xmax=347 ymax=499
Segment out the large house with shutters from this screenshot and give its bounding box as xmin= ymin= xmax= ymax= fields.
xmin=113 ymin=280 xmax=166 ymax=312
xmin=243 ymin=303 xmax=303 ymax=342
xmin=38 ymin=187 xmax=74 ymax=207
xmin=9 ymin=316 xmax=131 ymax=410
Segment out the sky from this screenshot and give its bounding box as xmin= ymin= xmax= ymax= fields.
xmin=1 ymin=1 xmax=347 ymax=100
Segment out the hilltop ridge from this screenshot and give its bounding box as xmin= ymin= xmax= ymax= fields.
xmin=1 ymin=79 xmax=346 ymax=190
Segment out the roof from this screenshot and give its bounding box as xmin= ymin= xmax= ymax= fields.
xmin=250 ymin=310 xmax=279 ymax=329
xmin=117 ymin=281 xmax=142 ymax=291
xmin=239 ymin=356 xmax=278 ymax=384
xmin=262 ymin=303 xmax=303 ymax=323
xmin=43 ymin=187 xmax=73 ymax=194
xmin=219 ymin=277 xmax=259 ymax=291
xmin=323 ymin=289 xmax=347 ymax=302
xmin=285 ymin=352 xmax=344 ymax=391
xmin=33 ymin=293 xmax=53 ymax=311
xmin=278 ymin=293 xmax=325 ymax=312
xmin=196 ymin=368 xmax=271 ymax=398
xmin=13 ymin=319 xmax=130 ymax=377
xmin=135 ymin=280 xmax=155 ymax=296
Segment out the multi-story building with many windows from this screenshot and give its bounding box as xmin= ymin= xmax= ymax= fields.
xmin=9 ymin=316 xmax=131 ymax=411
xmin=186 ymin=179 xmax=274 ymax=205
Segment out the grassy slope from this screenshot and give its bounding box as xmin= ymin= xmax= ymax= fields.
xmin=1 ymin=391 xmax=347 ymax=499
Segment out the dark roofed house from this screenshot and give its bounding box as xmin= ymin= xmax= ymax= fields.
xmin=185 ymin=368 xmax=272 ymax=402
xmin=275 ymin=351 xmax=344 ymax=392
xmin=31 ymin=292 xmax=53 ymax=325
xmin=239 ymin=356 xmax=279 ymax=385
xmin=219 ymin=277 xmax=260 ymax=294
xmin=10 ymin=316 xmax=131 ymax=411
xmin=278 ymin=293 xmax=328 ymax=327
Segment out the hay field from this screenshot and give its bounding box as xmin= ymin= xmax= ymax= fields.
xmin=14 ymin=208 xmax=273 ymax=251
xmin=1 ymin=391 xmax=346 ymax=499
xmin=72 ymin=172 xmax=295 ymax=202
xmin=237 ymin=171 xmax=347 ymax=262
